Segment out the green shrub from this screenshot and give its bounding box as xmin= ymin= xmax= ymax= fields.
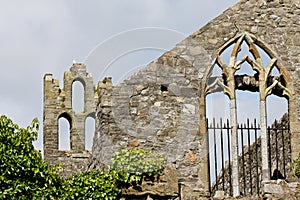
xmin=61 ymin=170 xmax=121 ymax=200
xmin=111 ymin=148 xmax=167 ymax=185
xmin=0 ymin=115 xmax=62 ymax=199
xmin=0 ymin=115 xmax=167 ymax=199
xmin=291 ymin=153 xmax=300 ymax=178
xmin=60 ymin=148 xmax=166 ymax=199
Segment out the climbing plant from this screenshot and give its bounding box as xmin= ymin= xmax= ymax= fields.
xmin=111 ymin=148 xmax=167 ymax=184
xmin=291 ymin=153 xmax=300 ymax=178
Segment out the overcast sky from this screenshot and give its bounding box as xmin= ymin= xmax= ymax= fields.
xmin=0 ymin=0 xmax=250 ymax=151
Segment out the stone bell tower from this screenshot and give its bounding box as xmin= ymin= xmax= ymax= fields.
xmin=43 ymin=63 xmax=99 ymax=177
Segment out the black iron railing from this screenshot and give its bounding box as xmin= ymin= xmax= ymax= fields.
xmin=207 ymin=116 xmax=290 ymax=197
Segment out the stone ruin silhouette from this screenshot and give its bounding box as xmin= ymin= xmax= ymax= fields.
xmin=43 ymin=0 xmax=300 ymax=199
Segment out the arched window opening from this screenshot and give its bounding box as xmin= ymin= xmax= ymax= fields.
xmin=205 ymin=33 xmax=292 ymax=197
xmin=270 ymin=66 xmax=280 ymax=77
xmin=235 ymin=62 xmax=256 ymax=76
xmin=266 ymin=95 xmax=289 ymax=180
xmin=205 ymin=64 xmax=225 ymax=95
xmin=58 ymin=117 xmax=71 ymax=150
xmin=206 ymin=92 xmax=230 ymax=191
xmin=256 ymin=45 xmax=272 ymax=68
xmin=236 ymin=41 xmax=255 ymax=61
xmin=210 ymin=63 xmax=222 ymax=77
xmin=85 ymin=115 xmax=95 ymax=151
xmin=220 ymin=43 xmax=234 ymax=64
xmin=236 ymin=91 xmax=259 ymax=124
xmin=266 ymin=95 xmax=288 ymax=126
xmin=72 ymin=80 xmax=85 ymax=113
xmin=206 ymin=92 xmax=230 ymax=121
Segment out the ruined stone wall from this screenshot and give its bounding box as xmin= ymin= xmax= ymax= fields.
xmin=40 ymin=0 xmax=300 ymax=198
xmin=89 ymin=1 xmax=300 ymax=199
xmin=90 ymin=56 xmax=210 ymax=197
xmin=43 ymin=64 xmax=99 ymax=177
xmin=87 ymin=0 xmax=300 ymax=199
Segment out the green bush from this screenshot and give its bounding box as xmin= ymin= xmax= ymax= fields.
xmin=291 ymin=153 xmax=300 ymax=178
xmin=0 ymin=115 xmax=62 ymax=199
xmin=0 ymin=115 xmax=167 ymax=199
xmin=111 ymin=148 xmax=167 ymax=185
xmin=59 ymin=148 xmax=167 ymax=199
xmin=61 ymin=170 xmax=121 ymax=200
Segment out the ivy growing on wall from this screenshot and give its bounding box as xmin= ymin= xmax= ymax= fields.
xmin=111 ymin=148 xmax=167 ymax=184
xmin=291 ymin=153 xmax=300 ymax=178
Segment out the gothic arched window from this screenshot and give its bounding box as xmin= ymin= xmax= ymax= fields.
xmin=72 ymin=79 xmax=85 ymax=113
xmin=205 ymin=32 xmax=291 ymax=196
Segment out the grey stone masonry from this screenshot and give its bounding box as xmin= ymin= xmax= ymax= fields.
xmin=89 ymin=0 xmax=300 ymax=198
xmin=43 ymin=0 xmax=300 ymax=199
xmin=43 ymin=63 xmax=100 ymax=177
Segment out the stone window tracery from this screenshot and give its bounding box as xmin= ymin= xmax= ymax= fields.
xmin=206 ymin=33 xmax=290 ymax=98
xmin=205 ymin=32 xmax=291 ymax=196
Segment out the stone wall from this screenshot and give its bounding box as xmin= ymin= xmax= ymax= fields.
xmin=89 ymin=59 xmax=210 ymax=197
xmin=208 ymin=179 xmax=300 ymax=199
xmin=263 ymin=179 xmax=300 ymax=200
xmin=120 ymin=164 xmax=179 ymax=200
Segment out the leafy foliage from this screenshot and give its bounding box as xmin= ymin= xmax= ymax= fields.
xmin=59 ymin=148 xmax=166 ymax=199
xmin=291 ymin=153 xmax=300 ymax=178
xmin=61 ymin=170 xmax=121 ymax=200
xmin=111 ymin=148 xmax=167 ymax=184
xmin=0 ymin=115 xmax=62 ymax=199
xmin=0 ymin=115 xmax=167 ymax=199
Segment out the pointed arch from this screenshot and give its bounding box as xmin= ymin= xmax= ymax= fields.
xmin=72 ymin=78 xmax=86 ymax=113
xmin=203 ymin=32 xmax=293 ymax=197
xmin=85 ymin=113 xmax=95 ymax=151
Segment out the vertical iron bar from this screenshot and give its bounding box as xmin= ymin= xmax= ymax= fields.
xmin=227 ymin=119 xmax=232 ymax=196
xmin=247 ymin=119 xmax=253 ymax=195
xmin=288 ymin=120 xmax=291 ymax=178
xmin=267 ymin=126 xmax=272 ymax=178
xmin=254 ymin=119 xmax=259 ymax=195
xmin=213 ymin=118 xmax=218 ymax=190
xmin=288 ymin=121 xmax=292 ymax=168
xmin=275 ymin=121 xmax=279 ymax=172
xmin=220 ymin=118 xmax=225 ymax=191
xmin=281 ymin=126 xmax=286 ymax=178
xmin=240 ymin=124 xmax=246 ymax=196
xmin=207 ymin=118 xmax=211 ymax=195
xmin=178 ymin=183 xmax=182 ymax=200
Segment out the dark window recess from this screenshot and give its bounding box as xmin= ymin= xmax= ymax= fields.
xmin=161 ymin=84 xmax=169 ymax=92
